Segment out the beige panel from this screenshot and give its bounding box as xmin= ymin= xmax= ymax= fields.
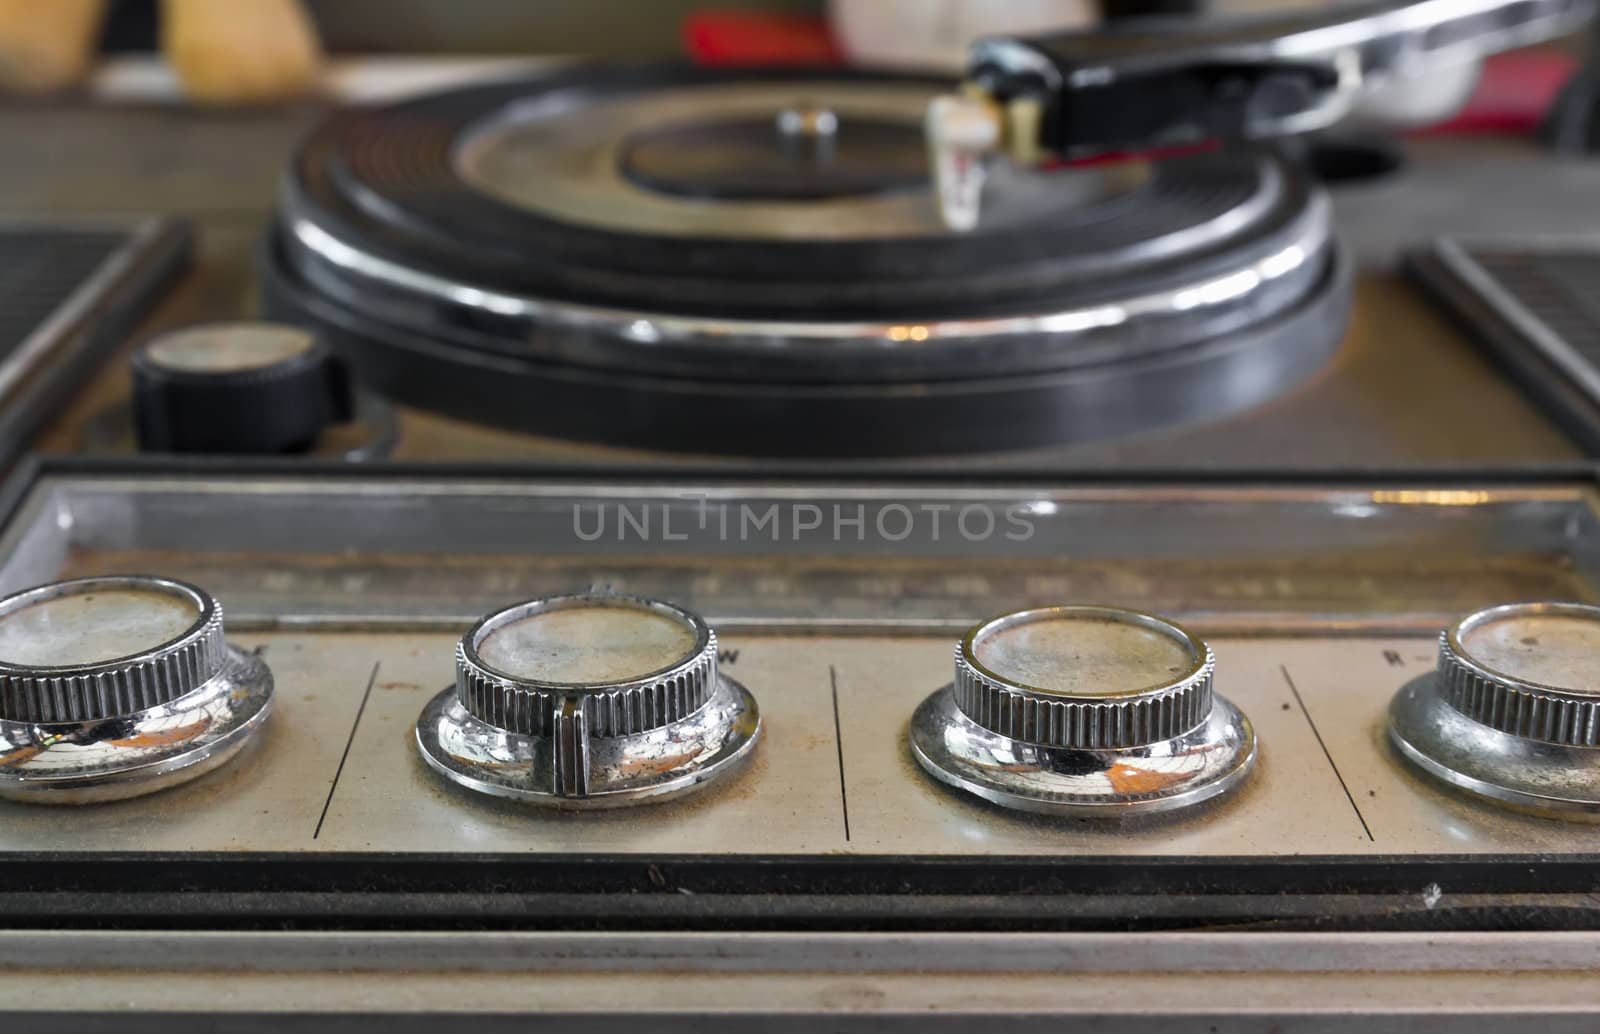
xmin=4 ymin=629 xmax=1599 ymax=857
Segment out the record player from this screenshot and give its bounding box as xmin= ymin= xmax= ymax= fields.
xmin=12 ymin=3 xmax=1600 ymax=470
xmin=235 ymin=0 xmax=1587 ymax=465
xmin=12 ymin=1 xmax=1600 ymax=1029
xmin=264 ymin=63 xmax=1350 ymax=456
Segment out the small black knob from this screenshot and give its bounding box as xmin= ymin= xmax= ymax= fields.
xmin=1542 ymin=66 xmax=1600 ymax=155
xmin=132 ymin=322 xmax=353 ymax=454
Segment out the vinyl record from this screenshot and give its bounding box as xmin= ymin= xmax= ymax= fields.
xmin=266 ymin=64 xmax=1349 ymax=455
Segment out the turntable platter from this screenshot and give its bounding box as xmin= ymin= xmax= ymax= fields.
xmin=265 ymin=65 xmax=1350 ymax=456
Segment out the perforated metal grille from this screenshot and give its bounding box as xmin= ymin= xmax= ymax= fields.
xmin=0 ymin=228 xmax=133 ymax=358
xmin=1468 ymin=248 xmax=1600 ymax=366
xmin=1412 ymin=239 xmax=1600 ymax=455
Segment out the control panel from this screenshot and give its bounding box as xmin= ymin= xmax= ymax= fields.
xmin=0 ymin=463 xmax=1597 ymax=865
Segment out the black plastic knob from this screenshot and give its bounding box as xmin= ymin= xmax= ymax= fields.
xmin=1542 ymin=66 xmax=1600 ymax=155
xmin=132 ymin=322 xmax=353 ymax=454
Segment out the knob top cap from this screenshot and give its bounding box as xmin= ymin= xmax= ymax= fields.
xmin=142 ymin=323 xmax=320 ymax=374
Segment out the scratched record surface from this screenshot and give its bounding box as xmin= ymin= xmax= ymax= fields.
xmin=265 ymin=64 xmax=1350 ymax=456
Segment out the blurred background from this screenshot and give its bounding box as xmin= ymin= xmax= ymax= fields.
xmin=104 ymin=0 xmax=822 ymax=58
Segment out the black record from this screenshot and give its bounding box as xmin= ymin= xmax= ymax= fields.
xmin=265 ymin=64 xmax=1349 ymax=456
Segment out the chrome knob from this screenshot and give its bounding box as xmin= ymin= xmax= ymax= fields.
xmin=1390 ymin=601 xmax=1600 ymax=817
xmin=456 ymin=596 xmax=717 ymax=736
xmin=0 ymin=575 xmax=274 ymax=803
xmin=416 ymin=593 xmax=760 ymax=808
xmin=0 ymin=577 xmax=227 ymax=723
xmin=952 ymin=606 xmax=1215 ymax=750
xmin=1436 ymin=603 xmax=1600 ymax=745
xmin=911 ymin=605 xmax=1255 ymax=816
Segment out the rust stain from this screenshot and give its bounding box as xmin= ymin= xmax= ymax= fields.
xmin=107 ymin=718 xmax=213 ymax=748
xmin=0 ymin=745 xmax=44 ymax=768
xmin=1104 ymin=763 xmax=1191 ymax=795
xmin=616 ymin=748 xmax=706 ymax=778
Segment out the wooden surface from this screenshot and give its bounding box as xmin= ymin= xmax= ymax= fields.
xmin=0 ymin=97 xmax=1587 ymax=469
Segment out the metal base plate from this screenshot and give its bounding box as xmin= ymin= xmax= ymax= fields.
xmin=1389 ymin=673 xmax=1600 ymax=820
xmin=909 ymin=684 xmax=1256 ymax=816
xmin=415 ymin=674 xmax=761 ymax=809
xmin=0 ymin=645 xmax=273 ymax=804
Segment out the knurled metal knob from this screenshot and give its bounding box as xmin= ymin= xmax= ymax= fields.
xmin=952 ymin=605 xmax=1215 ymax=749
xmin=417 ymin=592 xmax=760 ymax=808
xmin=911 ymin=604 xmax=1255 ymax=816
xmin=1390 ymin=601 xmax=1600 ymax=817
xmin=1434 ymin=602 xmax=1600 ymax=746
xmin=0 ymin=575 xmax=274 ymax=803
xmin=0 ymin=577 xmax=228 ymax=724
xmin=454 ymin=594 xmax=717 ymax=739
